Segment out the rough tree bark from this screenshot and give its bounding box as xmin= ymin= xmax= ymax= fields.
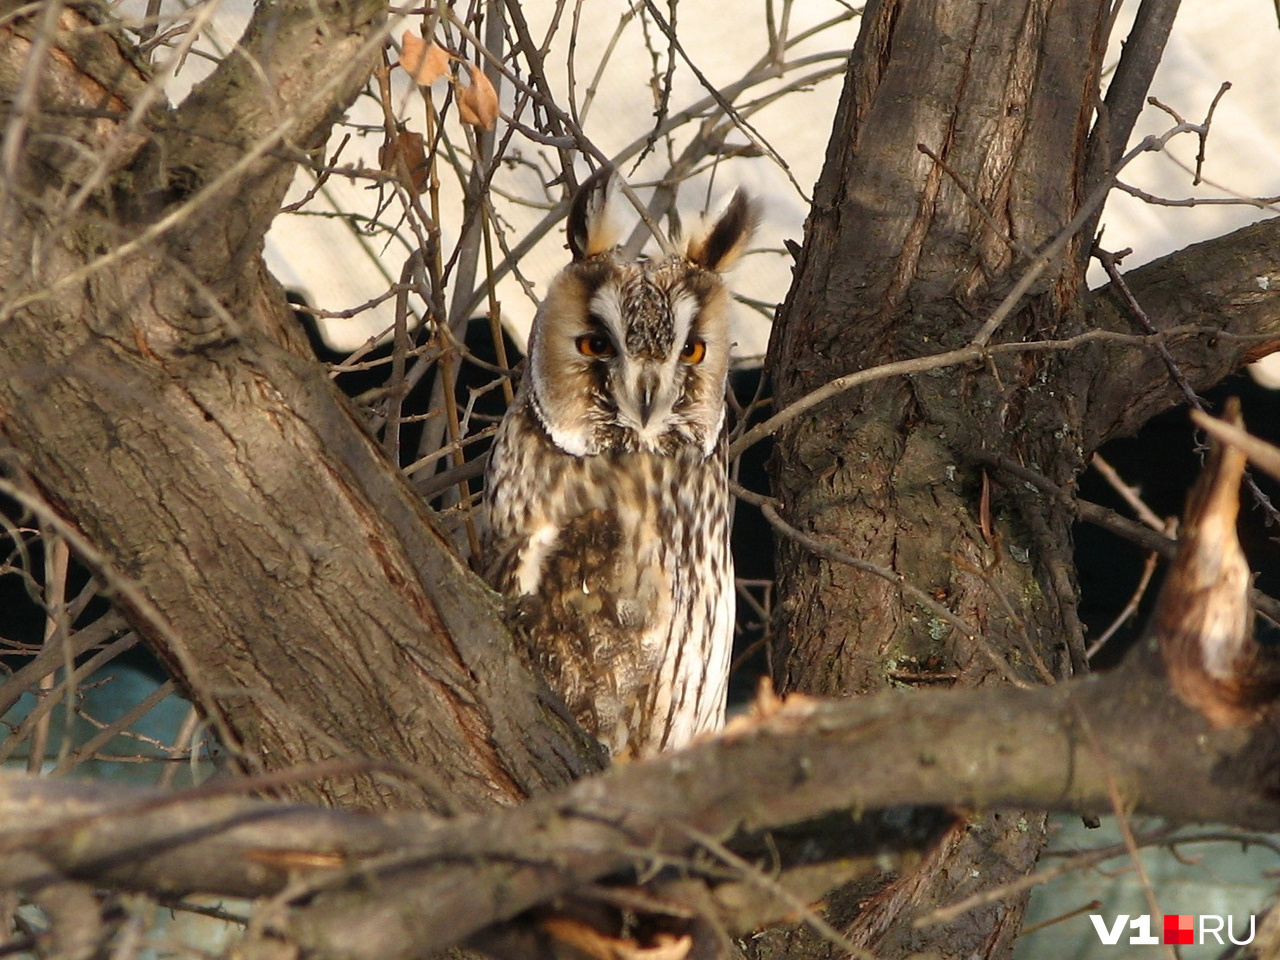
xmin=0 ymin=0 xmax=601 ymax=815
xmin=764 ymin=0 xmax=1280 ymax=956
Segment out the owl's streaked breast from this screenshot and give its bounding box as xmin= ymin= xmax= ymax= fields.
xmin=484 ymin=396 xmax=732 ymax=757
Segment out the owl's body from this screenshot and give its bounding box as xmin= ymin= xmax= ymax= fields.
xmin=483 ymin=171 xmax=755 ymax=757
xmin=485 ymin=395 xmax=733 ymax=756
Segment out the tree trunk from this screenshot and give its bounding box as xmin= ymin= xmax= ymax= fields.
xmin=760 ymin=0 xmax=1225 ymax=955
xmin=0 ymin=0 xmax=600 ymax=815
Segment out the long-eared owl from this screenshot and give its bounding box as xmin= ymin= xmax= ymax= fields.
xmin=482 ymin=168 xmax=757 ymax=758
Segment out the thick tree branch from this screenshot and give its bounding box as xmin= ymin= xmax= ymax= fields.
xmin=2 ymin=644 xmax=1278 ymax=959
xmin=1080 ymin=0 xmax=1182 ymax=250
xmin=1081 ymin=216 xmax=1280 ymax=449
xmin=158 ymin=0 xmax=389 ymax=281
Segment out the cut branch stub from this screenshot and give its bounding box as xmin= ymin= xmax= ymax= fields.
xmin=1154 ymin=399 xmax=1276 ymax=727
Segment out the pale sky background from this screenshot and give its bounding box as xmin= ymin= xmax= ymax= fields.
xmin=117 ymin=1 xmax=1280 ymax=367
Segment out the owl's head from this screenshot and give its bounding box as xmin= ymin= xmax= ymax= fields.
xmin=526 ymin=169 xmax=758 ymax=458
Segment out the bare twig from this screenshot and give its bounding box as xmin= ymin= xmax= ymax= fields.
xmin=1090 ymin=452 xmax=1167 ymax=532
xmin=1086 ymin=549 xmax=1160 ymax=661
xmin=729 ymin=325 xmax=1251 ymax=460
xmin=917 ymin=141 xmax=1031 ymax=257
xmin=1114 ymin=179 xmax=1280 ymax=209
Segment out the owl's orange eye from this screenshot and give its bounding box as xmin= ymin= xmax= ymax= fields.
xmin=680 ymin=338 xmax=707 ymax=365
xmin=575 ymin=332 xmax=616 ymax=358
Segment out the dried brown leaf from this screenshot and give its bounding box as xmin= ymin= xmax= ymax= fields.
xmin=399 ymin=31 xmax=450 ymax=86
xmin=458 ymin=63 xmax=498 ymax=130
xmin=618 ymin=933 xmax=692 ymax=960
xmin=242 ymin=848 xmax=346 ymax=871
xmin=722 ymin=676 xmax=819 ymax=739
xmin=539 ymin=915 xmax=692 ymax=960
xmin=378 ymin=128 xmax=429 ymax=193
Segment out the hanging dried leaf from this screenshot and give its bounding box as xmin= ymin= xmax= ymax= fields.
xmin=458 ymin=63 xmax=498 ymax=130
xmin=1156 ymin=399 xmax=1263 ymax=728
xmin=378 ymin=128 xmax=429 ymax=193
xmin=538 ymin=915 xmax=693 ymax=960
xmin=399 ymin=31 xmax=450 ymax=86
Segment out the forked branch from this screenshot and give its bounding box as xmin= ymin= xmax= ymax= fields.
xmin=3 ymin=635 xmax=1279 ymax=960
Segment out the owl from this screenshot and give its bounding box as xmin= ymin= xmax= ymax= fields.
xmin=482 ymin=168 xmax=757 ymax=759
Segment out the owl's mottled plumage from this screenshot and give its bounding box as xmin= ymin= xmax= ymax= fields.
xmin=483 ymin=170 xmax=756 ymax=757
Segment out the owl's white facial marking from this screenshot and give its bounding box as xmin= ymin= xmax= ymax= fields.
xmin=583 ymin=284 xmax=705 ymax=450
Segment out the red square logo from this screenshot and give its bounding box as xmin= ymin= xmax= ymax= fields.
xmin=1164 ymin=915 xmax=1194 ymax=945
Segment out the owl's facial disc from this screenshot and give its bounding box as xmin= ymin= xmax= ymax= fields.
xmin=526 ymin=255 xmax=730 ymax=458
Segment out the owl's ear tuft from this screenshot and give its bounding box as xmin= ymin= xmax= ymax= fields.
xmin=685 ymin=189 xmax=758 ymax=273
xmin=568 ymin=166 xmax=620 ymax=260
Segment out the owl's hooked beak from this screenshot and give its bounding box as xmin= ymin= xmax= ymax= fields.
xmin=637 ymin=369 xmax=660 ymax=426
xmin=617 ymin=362 xmax=673 ymax=440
